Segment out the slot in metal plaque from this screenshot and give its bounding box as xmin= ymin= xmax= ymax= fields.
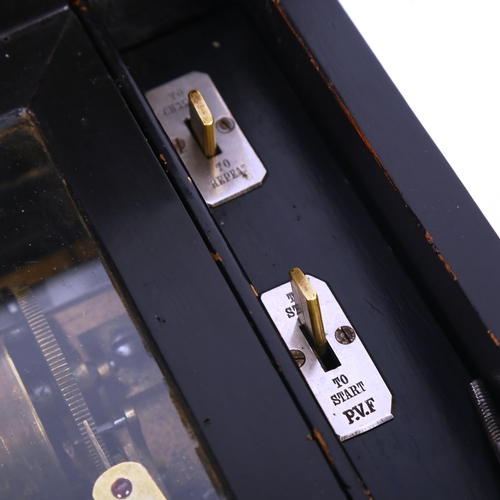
xmin=261 ymin=275 xmax=393 ymax=441
xmin=146 ymin=72 xmax=266 ymax=207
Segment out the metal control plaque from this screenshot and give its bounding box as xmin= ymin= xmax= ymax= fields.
xmin=146 ymin=72 xmax=266 ymax=207
xmin=261 ymin=275 xmax=393 ymax=441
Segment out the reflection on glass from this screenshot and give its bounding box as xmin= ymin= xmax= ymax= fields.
xmin=0 ymin=111 xmax=225 ymax=499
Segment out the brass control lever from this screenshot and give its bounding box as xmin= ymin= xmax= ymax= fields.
xmin=188 ymin=89 xmax=217 ymax=157
xmin=289 ymin=268 xmax=328 ymax=356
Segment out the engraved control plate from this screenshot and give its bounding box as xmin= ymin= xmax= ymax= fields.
xmin=261 ymin=276 xmax=393 ymax=441
xmin=146 ymin=72 xmax=267 ymax=207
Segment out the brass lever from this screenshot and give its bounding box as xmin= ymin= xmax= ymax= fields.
xmin=289 ymin=268 xmax=327 ymax=356
xmin=188 ymin=89 xmax=217 ymax=157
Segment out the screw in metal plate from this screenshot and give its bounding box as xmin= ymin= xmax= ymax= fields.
xmin=470 ymin=379 xmax=500 ymax=463
xmin=216 ymin=116 xmax=235 ymax=133
xmin=335 ymin=326 xmax=356 ymax=345
xmin=172 ymin=137 xmax=186 ymax=154
xmin=290 ymin=349 xmax=306 ymax=368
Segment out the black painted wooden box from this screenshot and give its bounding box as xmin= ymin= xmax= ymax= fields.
xmin=1 ymin=0 xmax=499 ymax=498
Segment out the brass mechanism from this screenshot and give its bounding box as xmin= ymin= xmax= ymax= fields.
xmin=93 ymin=462 xmax=167 ymax=500
xmin=289 ymin=268 xmax=327 ymax=356
xmin=188 ymin=89 xmax=217 ymax=157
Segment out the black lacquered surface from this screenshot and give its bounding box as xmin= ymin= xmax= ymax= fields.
xmin=242 ymin=0 xmax=500 ymax=402
xmin=124 ymin=7 xmax=500 ymax=499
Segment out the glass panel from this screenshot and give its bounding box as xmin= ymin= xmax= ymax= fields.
xmin=0 ymin=111 xmax=225 ymax=500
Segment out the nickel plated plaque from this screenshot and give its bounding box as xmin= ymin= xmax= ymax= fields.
xmin=261 ymin=275 xmax=393 ymax=441
xmin=146 ymin=72 xmax=266 ymax=207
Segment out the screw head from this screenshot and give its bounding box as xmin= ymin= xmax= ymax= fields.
xmin=172 ymin=137 xmax=186 ymax=154
xmin=335 ymin=326 xmax=356 ymax=345
xmin=216 ymin=116 xmax=235 ymax=133
xmin=290 ymin=349 xmax=306 ymax=367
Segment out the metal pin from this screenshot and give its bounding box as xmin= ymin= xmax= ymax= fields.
xmin=289 ymin=268 xmax=327 ymax=356
xmin=188 ymin=89 xmax=217 ymax=157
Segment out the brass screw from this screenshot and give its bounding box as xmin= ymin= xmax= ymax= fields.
xmin=172 ymin=137 xmax=186 ymax=154
xmin=216 ymin=116 xmax=235 ymax=133
xmin=290 ymin=349 xmax=306 ymax=368
xmin=335 ymin=326 xmax=356 ymax=344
